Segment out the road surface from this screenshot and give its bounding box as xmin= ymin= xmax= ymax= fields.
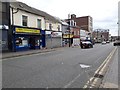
xmin=2 ymin=43 xmax=115 ymax=88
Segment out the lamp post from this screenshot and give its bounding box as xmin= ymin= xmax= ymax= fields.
xmin=117 ymin=22 xmax=120 ymax=40
xmin=49 ymin=24 xmax=53 ymax=49
xmin=97 ymin=29 xmax=99 ymax=43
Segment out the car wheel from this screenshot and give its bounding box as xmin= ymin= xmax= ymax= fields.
xmin=91 ymin=45 xmax=93 ymax=48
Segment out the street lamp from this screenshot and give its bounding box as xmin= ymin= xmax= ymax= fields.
xmin=97 ymin=29 xmax=99 ymax=43
xmin=117 ymin=22 xmax=120 ymax=40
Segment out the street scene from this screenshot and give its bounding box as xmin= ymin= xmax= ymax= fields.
xmin=0 ymin=0 xmax=120 ymax=89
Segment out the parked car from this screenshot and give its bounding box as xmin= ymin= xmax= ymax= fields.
xmin=102 ymin=41 xmax=106 ymax=44
xmin=106 ymin=41 xmax=110 ymax=43
xmin=80 ymin=41 xmax=93 ymax=48
xmin=113 ymin=40 xmax=120 ymax=46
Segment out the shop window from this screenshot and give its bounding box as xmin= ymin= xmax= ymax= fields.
xmin=37 ymin=19 xmax=41 ymax=29
xmin=22 ymin=15 xmax=28 ymax=26
xmin=35 ymin=39 xmax=40 ymax=46
xmin=16 ymin=37 xmax=28 ymax=47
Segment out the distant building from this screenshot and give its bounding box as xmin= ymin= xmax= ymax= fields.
xmin=70 ymin=14 xmax=93 ymax=33
xmin=65 ymin=18 xmax=80 ymax=46
xmin=65 ymin=14 xmax=93 ymax=46
xmin=92 ymin=29 xmax=109 ymax=43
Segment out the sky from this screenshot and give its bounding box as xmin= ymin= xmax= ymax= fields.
xmin=16 ymin=0 xmax=119 ymax=36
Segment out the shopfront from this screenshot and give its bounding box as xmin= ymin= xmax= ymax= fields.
xmin=63 ymin=34 xmax=73 ymax=46
xmin=45 ymin=31 xmax=62 ymax=48
xmin=12 ymin=26 xmax=42 ymax=51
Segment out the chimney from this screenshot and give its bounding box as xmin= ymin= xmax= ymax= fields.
xmin=71 ymin=14 xmax=76 ymax=20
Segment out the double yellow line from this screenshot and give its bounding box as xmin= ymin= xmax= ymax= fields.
xmin=83 ymin=47 xmax=117 ymax=88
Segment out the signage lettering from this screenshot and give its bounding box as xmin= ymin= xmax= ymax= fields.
xmin=16 ymin=28 xmax=40 ymax=34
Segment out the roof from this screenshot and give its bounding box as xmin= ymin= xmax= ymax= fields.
xmin=10 ymin=1 xmax=60 ymax=23
xmin=54 ymin=17 xmax=68 ymax=25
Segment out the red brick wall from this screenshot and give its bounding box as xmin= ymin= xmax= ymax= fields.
xmin=72 ymin=16 xmax=89 ymax=31
xmin=73 ymin=27 xmax=80 ymax=38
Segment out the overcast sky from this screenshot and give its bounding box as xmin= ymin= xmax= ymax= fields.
xmin=17 ymin=0 xmax=119 ymax=36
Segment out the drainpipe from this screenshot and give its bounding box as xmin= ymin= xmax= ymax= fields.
xmin=11 ymin=7 xmax=19 ymax=52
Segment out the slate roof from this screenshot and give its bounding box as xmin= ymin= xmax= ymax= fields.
xmin=10 ymin=1 xmax=60 ymax=23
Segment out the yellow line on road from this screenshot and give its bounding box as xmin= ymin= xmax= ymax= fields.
xmin=83 ymin=47 xmax=117 ymax=88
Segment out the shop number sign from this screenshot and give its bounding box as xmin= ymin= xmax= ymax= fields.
xmin=15 ymin=28 xmax=40 ymax=34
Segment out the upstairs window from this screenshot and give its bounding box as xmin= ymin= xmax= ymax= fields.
xmin=58 ymin=25 xmax=60 ymax=31
xmin=49 ymin=23 xmax=52 ymax=30
xmin=22 ymin=15 xmax=28 ymax=26
xmin=37 ymin=19 xmax=41 ymax=29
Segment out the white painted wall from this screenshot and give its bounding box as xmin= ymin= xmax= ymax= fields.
xmin=10 ymin=8 xmax=45 ymax=30
xmin=10 ymin=8 xmax=62 ymax=32
xmin=45 ymin=20 xmax=62 ymax=31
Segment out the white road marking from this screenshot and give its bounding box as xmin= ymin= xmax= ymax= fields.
xmin=63 ymin=73 xmax=81 ymax=88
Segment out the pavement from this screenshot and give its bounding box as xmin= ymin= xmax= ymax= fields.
xmin=100 ymin=47 xmax=119 ymax=88
xmin=1 ymin=47 xmax=64 ymax=59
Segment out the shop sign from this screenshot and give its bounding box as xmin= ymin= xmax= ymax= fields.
xmin=46 ymin=31 xmax=51 ymax=34
xmin=63 ymin=34 xmax=73 ymax=38
xmin=15 ymin=28 xmax=40 ymax=34
xmin=0 ymin=25 xmax=9 ymax=29
xmin=51 ymin=32 xmax=62 ymax=37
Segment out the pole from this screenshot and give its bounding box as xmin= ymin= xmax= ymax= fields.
xmin=97 ymin=29 xmax=98 ymax=43
xmin=51 ymin=31 xmax=52 ymax=49
xmin=69 ymin=25 xmax=70 ymax=47
xmin=118 ymin=23 xmax=120 ymax=40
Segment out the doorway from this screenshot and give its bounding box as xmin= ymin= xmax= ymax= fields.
xmin=29 ymin=37 xmax=35 ymax=49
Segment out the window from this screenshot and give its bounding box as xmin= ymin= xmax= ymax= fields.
xmin=74 ymin=22 xmax=76 ymax=26
xmin=37 ymin=19 xmax=41 ymax=29
xmin=22 ymin=15 xmax=28 ymax=26
xmin=58 ymin=25 xmax=60 ymax=31
xmin=74 ymin=31 xmax=77 ymax=35
xmin=70 ymin=20 xmax=74 ymax=26
xmin=49 ymin=23 xmax=52 ymax=30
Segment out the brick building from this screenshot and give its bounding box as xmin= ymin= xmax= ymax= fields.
xmin=92 ymin=29 xmax=109 ymax=43
xmin=65 ymin=18 xmax=80 ymax=46
xmin=65 ymin=14 xmax=93 ymax=46
xmin=70 ymin=14 xmax=93 ymax=33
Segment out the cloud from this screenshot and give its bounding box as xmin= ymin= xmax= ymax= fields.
xmin=17 ymin=0 xmax=119 ymax=36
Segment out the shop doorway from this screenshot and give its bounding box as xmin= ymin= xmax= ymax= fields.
xmin=29 ymin=37 xmax=35 ymax=49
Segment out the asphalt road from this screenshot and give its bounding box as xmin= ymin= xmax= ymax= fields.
xmin=2 ymin=43 xmax=115 ymax=88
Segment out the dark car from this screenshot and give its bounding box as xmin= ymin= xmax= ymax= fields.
xmin=113 ymin=40 xmax=120 ymax=46
xmin=80 ymin=41 xmax=93 ymax=48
